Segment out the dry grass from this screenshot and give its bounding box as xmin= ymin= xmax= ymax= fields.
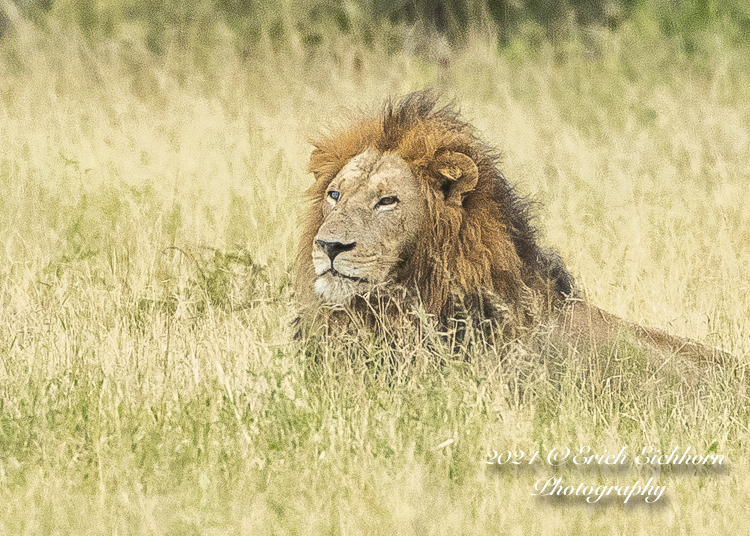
xmin=0 ymin=17 xmax=748 ymax=534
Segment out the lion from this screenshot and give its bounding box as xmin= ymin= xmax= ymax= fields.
xmin=295 ymin=90 xmax=721 ymax=364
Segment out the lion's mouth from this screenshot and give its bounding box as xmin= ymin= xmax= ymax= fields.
xmin=326 ymin=268 xmax=369 ymax=284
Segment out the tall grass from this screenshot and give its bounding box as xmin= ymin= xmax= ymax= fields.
xmin=0 ymin=9 xmax=749 ymax=534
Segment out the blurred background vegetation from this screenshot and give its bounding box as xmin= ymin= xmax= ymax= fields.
xmin=2 ymin=0 xmax=749 ymax=58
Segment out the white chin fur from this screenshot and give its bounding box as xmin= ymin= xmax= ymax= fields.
xmin=313 ymin=278 xmax=329 ymax=296
xmin=314 ymin=276 xmax=358 ymax=305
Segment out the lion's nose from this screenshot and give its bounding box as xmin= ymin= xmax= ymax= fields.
xmin=316 ymin=240 xmax=356 ymax=261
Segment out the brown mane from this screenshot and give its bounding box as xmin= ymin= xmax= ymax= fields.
xmin=296 ymin=90 xmax=575 ymax=325
xmin=295 ymin=90 xmax=725 ymax=366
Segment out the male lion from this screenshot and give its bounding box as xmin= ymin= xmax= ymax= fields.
xmin=295 ymin=90 xmax=719 ymax=364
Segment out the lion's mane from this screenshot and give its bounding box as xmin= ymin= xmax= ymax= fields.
xmin=296 ymin=90 xmax=576 ymax=326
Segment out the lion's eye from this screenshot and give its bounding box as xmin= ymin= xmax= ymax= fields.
xmin=328 ymin=190 xmax=340 ymax=202
xmin=376 ymin=196 xmax=398 ymax=208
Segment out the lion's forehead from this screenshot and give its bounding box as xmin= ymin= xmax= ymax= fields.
xmin=337 ymin=149 xmax=412 ymax=194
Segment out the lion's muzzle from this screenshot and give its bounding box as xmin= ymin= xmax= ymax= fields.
xmin=316 ymin=239 xmax=356 ymax=262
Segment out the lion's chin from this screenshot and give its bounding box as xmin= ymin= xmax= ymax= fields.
xmin=314 ymin=275 xmax=368 ymax=305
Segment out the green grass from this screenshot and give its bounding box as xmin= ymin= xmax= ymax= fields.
xmin=0 ymin=13 xmax=749 ymax=534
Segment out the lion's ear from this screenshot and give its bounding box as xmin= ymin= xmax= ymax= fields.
xmin=430 ymin=151 xmax=479 ymax=207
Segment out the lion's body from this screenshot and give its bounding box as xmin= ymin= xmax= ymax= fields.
xmin=295 ymin=90 xmax=720 ymax=364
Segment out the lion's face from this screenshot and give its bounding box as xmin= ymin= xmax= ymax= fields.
xmin=312 ymin=148 xmax=427 ymax=304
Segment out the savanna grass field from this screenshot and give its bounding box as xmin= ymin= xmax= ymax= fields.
xmin=1 ymin=1 xmax=749 ymax=533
